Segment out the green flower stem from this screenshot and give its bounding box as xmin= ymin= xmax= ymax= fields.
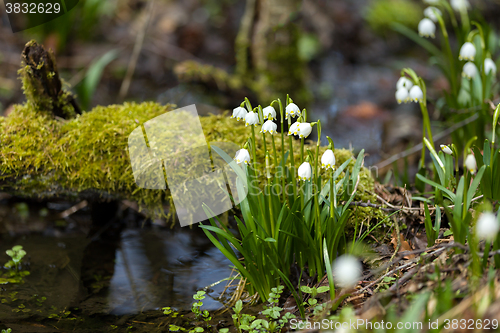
xmin=459 ymin=8 xmax=470 ymax=36
xmin=462 ymin=172 xmax=469 ymax=223
xmin=266 ymin=152 xmax=275 ymax=237
xmin=314 ymin=121 xmax=321 ymax=229
xmin=491 ymin=104 xmax=500 ymax=164
xmin=437 ymin=16 xmax=457 ymax=96
xmin=271 ymin=134 xmax=278 ymax=173
xmin=439 ymin=0 xmax=458 ymax=35
xmin=419 ymin=103 xmax=434 ymax=147
xmin=419 ymin=101 xmax=434 ymax=167
xmin=469 ymin=78 xmax=475 ymax=106
xmin=330 ymin=168 xmax=335 ymax=218
xmin=262 ymin=133 xmax=267 ymax=160
xmin=250 ymin=125 xmax=258 ymax=165
xmin=278 ymin=99 xmax=286 ymax=203
xmin=288 ymin=116 xmax=297 ymax=199
xmin=300 ymin=138 xmax=304 ymax=163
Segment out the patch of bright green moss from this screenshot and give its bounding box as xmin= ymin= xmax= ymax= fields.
xmin=0 ymin=102 xmax=383 ymax=222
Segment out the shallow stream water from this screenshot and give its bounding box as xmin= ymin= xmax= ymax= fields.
xmin=0 ymin=199 xmax=234 ymax=331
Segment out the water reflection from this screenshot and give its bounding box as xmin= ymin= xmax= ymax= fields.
xmin=0 ymin=201 xmax=234 ymax=319
xmin=87 ymin=227 xmax=234 ymax=315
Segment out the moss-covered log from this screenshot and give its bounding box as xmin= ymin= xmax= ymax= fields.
xmin=0 ymin=40 xmax=380 ymax=223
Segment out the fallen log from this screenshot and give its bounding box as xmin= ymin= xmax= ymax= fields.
xmin=0 ymin=41 xmax=375 ymax=223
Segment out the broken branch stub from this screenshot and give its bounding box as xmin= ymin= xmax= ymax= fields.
xmin=19 ymin=40 xmax=81 ymax=119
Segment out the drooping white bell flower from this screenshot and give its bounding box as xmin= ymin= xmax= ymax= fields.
xmin=424 ymin=7 xmax=442 ymax=22
xmin=395 ymin=87 xmax=409 ymax=104
xmin=485 ymin=58 xmax=497 ymax=75
xmin=297 ymin=161 xmax=312 ymax=181
xmin=418 ymin=18 xmax=436 ymax=38
xmin=465 ymin=154 xmax=477 ymax=174
xmin=409 ymin=86 xmax=424 ymax=103
xmin=234 ymin=149 xmax=251 ymax=165
xmin=260 ymin=120 xmax=277 ymax=134
xmin=396 ymin=77 xmax=414 ymax=90
xmin=231 ymin=106 xmax=247 ymax=121
xmin=263 ymin=106 xmax=277 ymax=120
xmin=297 ymin=123 xmax=313 ymax=138
xmin=459 ymin=42 xmax=476 ymax=61
xmin=285 ymin=103 xmax=301 ymax=118
xmin=476 ymin=212 xmax=500 ymax=241
xmin=321 ymin=149 xmax=336 ymax=169
xmin=332 ymin=255 xmax=362 ymax=289
xmin=451 ymin=0 xmax=470 ymax=11
xmin=245 ymin=111 xmax=259 ymax=127
xmin=440 ymin=144 xmax=453 ymax=155
xmin=288 ymin=122 xmax=300 ymax=136
xmin=462 ymin=62 xmax=478 ymax=79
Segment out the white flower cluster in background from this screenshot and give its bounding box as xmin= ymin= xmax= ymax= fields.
xmin=395 ymin=77 xmax=423 ymax=104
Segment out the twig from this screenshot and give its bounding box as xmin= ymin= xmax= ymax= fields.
xmin=355 ymin=245 xmax=452 ymax=295
xmin=118 ymin=0 xmax=155 ymax=102
xmin=58 ymin=200 xmax=88 ymax=218
xmin=374 ymin=193 xmax=483 ymax=212
xmin=375 ymin=113 xmax=479 ymax=170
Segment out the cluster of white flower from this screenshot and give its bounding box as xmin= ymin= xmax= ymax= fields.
xmin=230 ymin=100 xmax=337 ymax=182
xmin=418 ymin=5 xmax=441 ymax=38
xmin=395 ymin=77 xmax=423 ymax=104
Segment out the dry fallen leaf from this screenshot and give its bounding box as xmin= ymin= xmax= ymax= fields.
xmin=391 ymin=231 xmax=415 ymax=259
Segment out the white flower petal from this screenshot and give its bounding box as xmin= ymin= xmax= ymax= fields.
xmin=261 ymin=120 xmax=277 ymax=134
xmin=396 ymin=77 xmax=413 ymax=90
xmin=244 ymin=111 xmax=259 ymax=126
xmin=333 ymin=255 xmax=362 ymax=288
xmin=462 ymin=62 xmax=478 ymax=79
xmin=232 ymin=106 xmax=247 ymax=121
xmin=297 ymin=123 xmax=313 ymax=138
xmin=440 ymin=145 xmax=453 ymax=155
xmin=321 ymin=149 xmax=336 ymax=169
xmin=465 ymin=154 xmax=477 ymax=173
xmin=424 ymin=7 xmax=442 ymax=22
xmin=288 ymin=122 xmax=300 ymax=136
xmin=234 ymin=148 xmax=251 ymax=165
xmin=263 ymin=106 xmax=277 ymax=120
xmin=418 ymin=18 xmax=436 ymax=38
xmin=409 ymin=86 xmax=424 ymax=103
xmin=485 ymin=58 xmax=497 ymax=75
xmin=285 ymin=103 xmax=301 ymax=118
xmin=476 ymin=213 xmax=500 ymax=241
xmin=451 ymin=0 xmax=470 ymax=11
xmin=459 ymin=42 xmax=476 ymax=61
xmin=298 ymin=162 xmax=312 ymax=181
xmin=395 ymin=87 xmax=409 ymax=104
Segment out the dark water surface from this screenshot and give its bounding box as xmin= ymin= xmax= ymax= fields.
xmin=0 ymin=200 xmax=234 ymax=331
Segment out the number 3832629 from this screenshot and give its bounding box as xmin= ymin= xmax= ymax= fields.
xmin=5 ymin=2 xmax=61 ymax=14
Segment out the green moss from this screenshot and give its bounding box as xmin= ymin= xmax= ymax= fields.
xmin=0 ymin=102 xmax=383 ymax=223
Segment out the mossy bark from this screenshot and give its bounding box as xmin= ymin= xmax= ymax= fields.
xmin=19 ymin=40 xmax=80 ymax=119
